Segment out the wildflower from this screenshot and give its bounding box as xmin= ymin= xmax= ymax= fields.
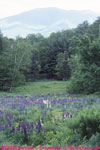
xmin=36 ymin=119 xmax=41 ymax=133
xmin=30 ymin=122 xmax=34 ymax=129
xmin=88 ymin=105 xmax=92 ymax=110
xmin=16 ymin=125 xmax=20 ymax=131
xmin=10 ymin=126 xmax=15 ymax=133
xmin=67 ymin=113 xmax=72 ymax=118
xmin=62 ymin=112 xmax=67 ymax=119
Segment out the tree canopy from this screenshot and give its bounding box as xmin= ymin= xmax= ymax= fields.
xmin=0 ymin=18 xmax=100 ymax=93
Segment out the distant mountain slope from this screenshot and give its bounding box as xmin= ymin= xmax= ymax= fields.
xmin=0 ymin=7 xmax=99 ymax=38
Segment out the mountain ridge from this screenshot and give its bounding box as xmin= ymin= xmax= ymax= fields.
xmin=0 ymin=7 xmax=99 ymax=38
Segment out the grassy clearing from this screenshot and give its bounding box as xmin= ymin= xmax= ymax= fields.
xmin=0 ymin=80 xmax=67 ymax=96
xmin=13 ymin=80 xmax=67 ymax=95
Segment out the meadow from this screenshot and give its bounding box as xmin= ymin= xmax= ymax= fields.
xmin=0 ymin=16 xmax=100 ymax=149
xmin=0 ymin=81 xmax=100 ymax=148
xmin=0 ymin=81 xmax=67 ymax=96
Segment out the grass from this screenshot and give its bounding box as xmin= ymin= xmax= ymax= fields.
xmin=0 ymin=80 xmax=67 ymax=96
xmin=0 ymin=80 xmax=100 ymax=146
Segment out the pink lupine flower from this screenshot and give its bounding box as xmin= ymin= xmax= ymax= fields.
xmin=67 ymin=113 xmax=72 ymax=118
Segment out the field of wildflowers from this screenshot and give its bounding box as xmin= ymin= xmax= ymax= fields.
xmin=0 ymin=93 xmax=100 ymax=147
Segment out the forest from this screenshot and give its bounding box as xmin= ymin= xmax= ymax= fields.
xmin=0 ymin=17 xmax=100 ymax=94
xmin=0 ymin=17 xmax=100 ymax=147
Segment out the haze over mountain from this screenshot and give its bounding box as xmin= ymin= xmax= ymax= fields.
xmin=0 ymin=7 xmax=99 ymax=38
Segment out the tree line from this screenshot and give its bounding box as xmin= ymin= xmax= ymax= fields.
xmin=0 ymin=17 xmax=100 ymax=94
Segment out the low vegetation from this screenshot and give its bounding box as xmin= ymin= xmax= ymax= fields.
xmin=0 ymin=91 xmax=100 ymax=147
xmin=0 ymin=17 xmax=100 ymax=147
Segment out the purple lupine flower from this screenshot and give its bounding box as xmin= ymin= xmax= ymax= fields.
xmin=30 ymin=122 xmax=34 ymax=129
xmin=41 ymin=103 xmax=44 ymax=109
xmin=23 ymin=126 xmax=27 ymax=134
xmin=78 ymin=104 xmax=83 ymax=109
xmin=5 ymin=124 xmax=9 ymax=129
xmin=10 ymin=126 xmax=15 ymax=133
xmin=42 ymin=111 xmax=46 ymax=122
xmin=23 ymin=117 xmax=25 ymax=121
xmin=14 ymin=117 xmax=19 ymax=122
xmin=21 ymin=121 xmax=27 ymax=134
xmin=62 ymin=112 xmax=65 ymax=119
xmin=88 ymin=105 xmax=92 ymax=110
xmin=16 ymin=125 xmax=20 ymax=131
xmin=36 ymin=118 xmax=41 ymax=133
xmin=26 ymin=122 xmax=30 ymax=129
xmin=8 ymin=121 xmax=12 ymax=128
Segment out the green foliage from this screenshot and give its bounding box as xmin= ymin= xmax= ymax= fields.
xmin=1 ymin=17 xmax=100 ymax=148
xmin=0 ymin=36 xmax=32 ymax=91
xmin=28 ymin=51 xmax=40 ymax=81
xmin=67 ymin=35 xmax=100 ymax=94
xmin=0 ymin=17 xmax=100 ymax=93
xmin=0 ymin=54 xmax=14 ymax=90
xmin=56 ymin=52 xmax=70 ymax=80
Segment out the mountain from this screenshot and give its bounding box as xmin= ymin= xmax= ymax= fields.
xmin=0 ymin=7 xmax=99 ymax=38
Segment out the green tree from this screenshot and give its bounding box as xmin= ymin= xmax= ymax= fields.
xmin=28 ymin=51 xmax=40 ymax=80
xmin=9 ymin=37 xmax=32 ymax=91
xmin=56 ymin=52 xmax=71 ymax=80
xmin=67 ymin=36 xmax=100 ymax=94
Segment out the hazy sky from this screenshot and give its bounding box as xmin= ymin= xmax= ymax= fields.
xmin=0 ymin=0 xmax=100 ymax=18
